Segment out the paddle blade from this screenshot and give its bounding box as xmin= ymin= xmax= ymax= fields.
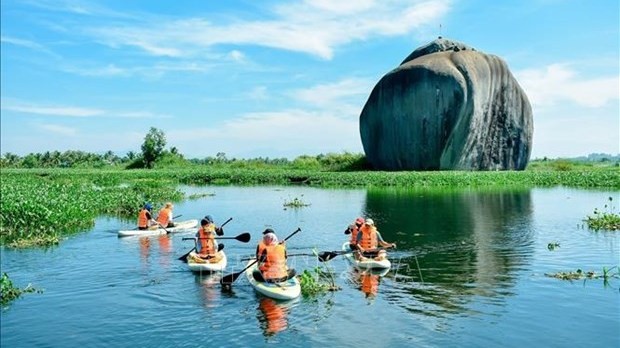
xmin=220 ymin=271 xmax=242 ymax=285
xmin=317 ymin=251 xmax=339 ymax=262
xmin=178 ymin=248 xmax=195 ymax=263
xmin=236 ymin=232 xmax=251 ymax=243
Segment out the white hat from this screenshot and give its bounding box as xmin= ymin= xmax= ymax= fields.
xmin=263 ymin=232 xmax=278 ymax=245
xmin=365 ymin=218 xmax=374 ymax=225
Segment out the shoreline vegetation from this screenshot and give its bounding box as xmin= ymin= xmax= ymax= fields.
xmin=1 ymin=130 xmax=618 ymax=249
xmin=1 ymin=161 xmax=618 ymax=248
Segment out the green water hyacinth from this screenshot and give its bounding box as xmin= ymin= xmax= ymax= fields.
xmin=0 ymin=170 xmax=183 ymax=247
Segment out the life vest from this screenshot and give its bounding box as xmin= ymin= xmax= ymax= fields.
xmin=256 ymin=241 xmax=267 ymax=260
xmin=349 ymin=224 xmax=361 ymax=244
xmin=196 ymin=227 xmax=216 ymax=256
xmin=137 ymin=209 xmax=149 ymax=228
xmin=359 ymin=225 xmax=378 ymax=250
xmin=259 ymin=244 xmax=287 ymax=280
xmin=156 ymin=208 xmax=171 ymax=226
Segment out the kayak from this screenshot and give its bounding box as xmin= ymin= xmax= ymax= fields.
xmin=117 ymin=219 xmax=198 ymax=237
xmin=244 ymin=259 xmax=301 ymax=301
xmin=342 ymin=242 xmax=391 ymax=270
xmin=187 ymin=250 xmax=227 ymax=273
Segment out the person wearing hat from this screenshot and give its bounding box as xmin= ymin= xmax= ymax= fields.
xmin=254 ymin=229 xmax=296 ymax=283
xmin=255 ymin=228 xmax=274 ymax=261
xmin=344 ymin=217 xmax=365 ymax=250
xmin=195 ymin=218 xmax=223 ymax=262
xmin=203 ymin=215 xmax=224 ymax=236
xmin=156 ymin=202 xmax=175 ymax=228
xmin=137 ymin=203 xmax=157 ymax=230
xmin=355 ymin=218 xmax=396 ymax=260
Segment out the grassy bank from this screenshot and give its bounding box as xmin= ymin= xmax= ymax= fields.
xmin=1 ymin=165 xmax=618 ymax=248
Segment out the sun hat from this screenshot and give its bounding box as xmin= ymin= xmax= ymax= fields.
xmin=365 ymin=218 xmax=374 ymax=225
xmin=263 ymin=228 xmax=275 ymax=235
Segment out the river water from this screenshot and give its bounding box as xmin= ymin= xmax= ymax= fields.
xmin=1 ymin=185 xmax=619 ymax=347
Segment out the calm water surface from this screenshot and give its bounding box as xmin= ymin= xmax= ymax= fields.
xmin=1 ymin=185 xmax=619 ymax=347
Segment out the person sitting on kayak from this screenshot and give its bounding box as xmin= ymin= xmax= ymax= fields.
xmin=195 ymin=218 xmax=222 ymax=262
xmin=255 ymin=228 xmax=274 ymax=261
xmin=203 ymin=214 xmax=224 ymax=236
xmin=156 ymin=202 xmax=175 ymax=228
xmin=254 ymin=231 xmax=296 ymax=283
xmin=344 ymin=217 xmax=365 ymax=250
xmin=356 ymin=218 xmax=396 ymax=261
xmin=137 ymin=203 xmax=157 ymax=230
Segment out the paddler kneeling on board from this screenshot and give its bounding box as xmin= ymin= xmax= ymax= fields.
xmin=195 ymin=218 xmax=223 ymax=263
xmin=254 ymin=230 xmax=296 ymax=283
xmin=356 ymin=218 xmax=396 ymax=261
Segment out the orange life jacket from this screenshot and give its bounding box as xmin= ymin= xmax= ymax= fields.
xmin=137 ymin=209 xmax=149 ymax=228
xmin=197 ymin=227 xmax=216 ymax=256
xmin=256 ymin=241 xmax=267 ymax=260
xmin=156 ymin=208 xmax=171 ymax=226
xmin=349 ymin=224 xmax=361 ymax=244
xmin=259 ymin=244 xmax=287 ymax=280
xmin=359 ymin=225 xmax=378 ymax=250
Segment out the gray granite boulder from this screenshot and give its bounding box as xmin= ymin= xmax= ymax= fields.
xmin=360 ymin=38 xmax=533 ymax=170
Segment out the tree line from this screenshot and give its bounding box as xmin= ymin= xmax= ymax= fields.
xmin=1 ymin=127 xmax=368 ymax=171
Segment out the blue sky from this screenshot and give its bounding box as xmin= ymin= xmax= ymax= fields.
xmin=1 ymin=0 xmax=618 ymax=160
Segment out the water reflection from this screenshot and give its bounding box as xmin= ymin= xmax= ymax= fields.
xmin=138 ymin=235 xmax=174 ymax=269
xmin=348 ymin=268 xmax=390 ymax=303
xmin=256 ymin=297 xmax=291 ymax=336
xmin=195 ymin=273 xmax=221 ymax=308
xmin=364 ymin=187 xmax=534 ymax=315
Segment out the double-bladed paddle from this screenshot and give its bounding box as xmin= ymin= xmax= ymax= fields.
xmin=220 ymin=227 xmax=301 ymax=286
xmin=178 ymin=217 xmax=233 ymax=262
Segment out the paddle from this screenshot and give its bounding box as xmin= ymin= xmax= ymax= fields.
xmin=318 ymin=245 xmax=396 ymax=262
xmin=178 ymin=217 xmax=233 ymax=262
xmin=181 ymin=232 xmax=251 ymax=243
xmin=220 ymin=227 xmax=301 ymax=286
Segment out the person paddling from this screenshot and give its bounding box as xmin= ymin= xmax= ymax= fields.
xmin=254 ymin=230 xmax=296 ymax=283
xmin=355 ymin=218 xmax=396 ymax=261
xmin=195 ymin=218 xmax=222 ymax=262
xmin=203 ymin=214 xmax=224 ymax=236
xmin=344 ymin=217 xmax=365 ymax=250
xmin=156 ymin=202 xmax=175 ymax=228
xmin=137 ymin=203 xmax=157 ymax=230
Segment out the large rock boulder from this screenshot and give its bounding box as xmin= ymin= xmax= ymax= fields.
xmin=359 ymin=38 xmax=533 ymax=170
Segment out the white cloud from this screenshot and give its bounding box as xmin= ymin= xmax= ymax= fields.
xmin=1 ymin=99 xmax=169 ymax=118
xmin=36 ymin=123 xmax=77 ymax=136
xmin=291 ymin=78 xmax=374 ymax=109
xmin=169 ymin=110 xmax=362 ymax=158
xmin=2 ymin=101 xmax=104 ymax=117
xmin=1 ymin=35 xmax=60 ymax=57
xmin=516 ymin=63 xmax=620 ymax=109
xmin=247 ymin=86 xmax=269 ymax=100
xmin=89 ymin=0 xmax=451 ymax=60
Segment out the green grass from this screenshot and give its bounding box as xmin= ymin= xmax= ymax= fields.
xmin=1 ymin=165 xmax=618 ymax=248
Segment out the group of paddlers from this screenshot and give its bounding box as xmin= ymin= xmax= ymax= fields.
xmin=137 ymin=203 xmax=396 ymax=284
xmin=137 ymin=202 xmax=176 ymax=230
